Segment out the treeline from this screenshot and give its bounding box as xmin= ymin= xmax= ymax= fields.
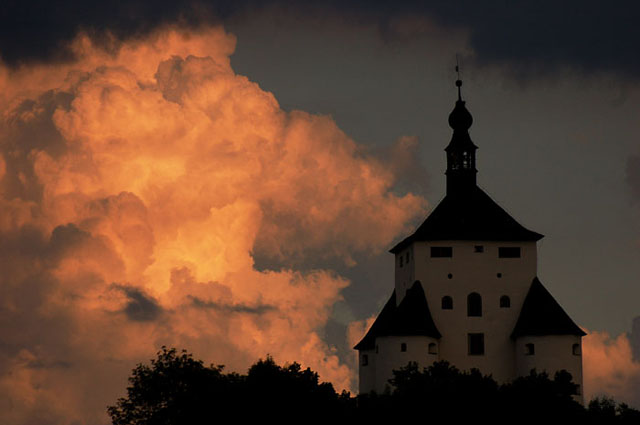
xmin=108 ymin=347 xmax=640 ymax=424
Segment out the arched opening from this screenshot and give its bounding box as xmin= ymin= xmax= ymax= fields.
xmin=500 ymin=295 xmax=511 ymax=308
xmin=428 ymin=343 xmax=438 ymax=355
xmin=467 ymin=292 xmax=482 ymax=317
xmin=400 ymin=343 xmax=407 ymax=352
xmin=442 ymin=296 xmax=453 ymax=310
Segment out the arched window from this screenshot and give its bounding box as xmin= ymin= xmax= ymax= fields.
xmin=525 ymin=343 xmax=535 ymax=355
xmin=400 ymin=343 xmax=407 ymax=352
xmin=428 ymin=343 xmax=438 ymax=355
xmin=467 ymin=292 xmax=482 ymax=317
xmin=362 ymin=354 xmax=369 ymax=366
xmin=500 ymin=295 xmax=511 ymax=308
xmin=442 ymin=296 xmax=453 ymax=310
xmin=573 ymin=344 xmax=581 ymax=356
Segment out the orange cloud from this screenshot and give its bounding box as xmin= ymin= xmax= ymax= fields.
xmin=582 ymin=330 xmax=640 ymax=407
xmin=0 ymin=26 xmax=426 ymax=424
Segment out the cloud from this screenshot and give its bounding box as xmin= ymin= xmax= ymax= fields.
xmin=2 ymin=2 xmax=640 ymax=79
xmin=0 ymin=26 xmax=425 ymax=424
xmin=583 ymin=329 xmax=640 ymax=408
xmin=632 ymin=316 xmax=640 ymax=362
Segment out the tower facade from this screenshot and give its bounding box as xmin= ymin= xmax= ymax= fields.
xmin=355 ymin=80 xmax=585 ymax=397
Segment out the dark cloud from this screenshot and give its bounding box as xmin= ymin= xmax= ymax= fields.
xmin=189 ymin=295 xmax=275 ymax=315
xmin=119 ymin=286 xmax=163 ymax=321
xmin=1 ymin=1 xmax=640 ymax=78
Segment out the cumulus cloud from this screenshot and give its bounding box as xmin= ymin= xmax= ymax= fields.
xmin=0 ymin=26 xmax=426 ymax=424
xmin=583 ymin=329 xmax=640 ymax=408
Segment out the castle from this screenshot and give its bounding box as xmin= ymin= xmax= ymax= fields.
xmin=354 ymin=78 xmax=585 ymax=398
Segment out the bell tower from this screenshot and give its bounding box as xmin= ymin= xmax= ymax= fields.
xmin=445 ymin=78 xmax=477 ymax=196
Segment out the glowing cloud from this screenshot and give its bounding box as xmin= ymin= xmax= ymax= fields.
xmin=0 ymin=26 xmax=426 ymax=424
xmin=582 ymin=330 xmax=640 ymax=407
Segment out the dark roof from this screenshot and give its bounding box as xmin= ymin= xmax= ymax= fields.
xmin=354 ymin=281 xmax=441 ymax=350
xmin=390 ymin=185 xmax=543 ymax=253
xmin=511 ymin=277 xmax=586 ymax=339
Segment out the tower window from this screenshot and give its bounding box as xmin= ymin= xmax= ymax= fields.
xmin=474 ymin=245 xmax=484 ymax=253
xmin=399 ymin=255 xmax=403 ymax=267
xmin=400 ymin=343 xmax=407 ymax=352
xmin=572 ymin=344 xmax=581 ymax=356
xmin=375 ymin=345 xmax=379 ymax=354
xmin=467 ymin=292 xmax=482 ymax=317
xmin=406 ymin=251 xmax=410 ymax=263
xmin=500 ymin=295 xmax=511 ymax=308
xmin=525 ymin=343 xmax=535 ymax=355
xmin=428 ymin=343 xmax=438 ymax=355
xmin=362 ymin=354 xmax=368 ymax=366
xmin=468 ymin=333 xmax=484 ymax=355
xmin=499 ymin=247 xmax=521 ymax=258
xmin=447 ymin=273 xmax=453 ymax=279
xmin=431 ymin=247 xmax=453 ymax=258
xmin=442 ymin=296 xmax=453 ymax=310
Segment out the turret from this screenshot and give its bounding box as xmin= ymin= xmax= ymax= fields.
xmin=445 ymin=78 xmax=477 ymax=196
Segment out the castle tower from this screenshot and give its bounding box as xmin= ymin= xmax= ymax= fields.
xmin=355 ymin=78 xmax=585 ymax=398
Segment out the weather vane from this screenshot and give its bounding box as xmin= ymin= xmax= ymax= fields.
xmin=455 ymin=54 xmax=463 ymax=101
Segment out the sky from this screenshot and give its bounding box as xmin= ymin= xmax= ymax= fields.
xmin=1 ymin=1 xmax=640 ymax=423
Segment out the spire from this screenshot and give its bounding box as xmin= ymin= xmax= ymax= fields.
xmin=445 ymin=64 xmax=477 ymax=196
xmin=456 ymin=62 xmax=462 ymax=101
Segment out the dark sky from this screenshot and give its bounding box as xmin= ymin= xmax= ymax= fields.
xmin=3 ymin=1 xmax=640 ymax=78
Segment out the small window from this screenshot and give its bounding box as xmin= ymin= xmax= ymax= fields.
xmin=467 ymin=292 xmax=482 ymax=317
xmin=442 ymin=296 xmax=453 ymax=310
xmin=500 ymin=295 xmax=511 ymax=308
xmin=447 ymin=273 xmax=453 ymax=279
xmin=468 ymin=333 xmax=484 ymax=355
xmin=375 ymin=345 xmax=379 ymax=354
xmin=362 ymin=354 xmax=368 ymax=366
xmin=474 ymin=245 xmax=484 ymax=253
xmin=525 ymin=343 xmax=535 ymax=355
xmin=399 ymin=255 xmax=403 ymax=267
xmin=406 ymin=251 xmax=410 ymax=263
xmin=400 ymin=343 xmax=407 ymax=352
xmin=499 ymin=247 xmax=521 ymax=258
xmin=497 ymin=273 xmax=502 ymax=278
xmin=428 ymin=343 xmax=438 ymax=355
xmin=431 ymin=247 xmax=453 ymax=258
xmin=572 ymin=344 xmax=581 ymax=356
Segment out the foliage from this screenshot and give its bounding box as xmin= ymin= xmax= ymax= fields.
xmin=588 ymin=397 xmax=640 ymax=424
xmin=108 ymin=348 xmax=353 ymax=424
xmin=107 ymin=347 xmax=238 ymax=425
xmin=109 ymin=349 xmax=640 ymax=425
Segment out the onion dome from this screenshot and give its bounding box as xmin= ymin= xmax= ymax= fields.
xmin=448 ymin=79 xmax=473 ymax=130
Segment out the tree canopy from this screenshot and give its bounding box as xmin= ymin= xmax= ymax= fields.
xmin=108 ymin=348 xmax=639 ymax=425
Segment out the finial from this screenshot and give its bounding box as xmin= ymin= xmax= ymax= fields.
xmin=455 ymin=55 xmax=463 ymax=101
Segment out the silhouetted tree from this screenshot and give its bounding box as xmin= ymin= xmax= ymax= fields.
xmin=245 ymin=355 xmax=352 ymax=420
xmin=109 ymin=349 xmax=640 ymax=425
xmin=387 ymin=360 xmax=499 ymax=421
xmin=588 ymin=397 xmax=640 ymax=424
xmin=500 ymin=369 xmax=585 ymax=423
xmin=107 ymin=346 xmax=239 ymax=425
xmin=107 ymin=348 xmax=354 ymax=424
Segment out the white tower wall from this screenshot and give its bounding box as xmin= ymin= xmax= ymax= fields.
xmin=395 ymin=240 xmax=537 ymax=383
